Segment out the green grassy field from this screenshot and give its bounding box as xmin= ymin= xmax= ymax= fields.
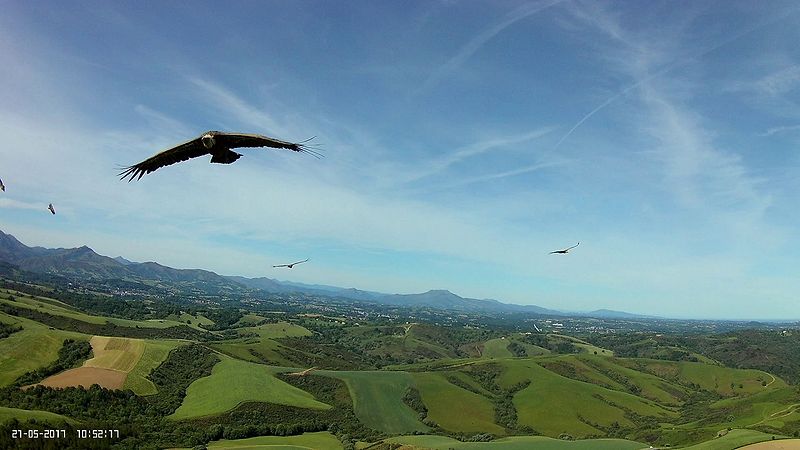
xmin=325 ymin=370 xmax=428 ymax=434
xmin=482 ymin=338 xmax=513 ymax=358
xmin=240 ymin=322 xmax=312 ymax=339
xmin=123 ymin=339 xmax=184 ymax=395
xmin=165 ymin=312 xmax=215 ymax=331
xmin=680 ymin=429 xmax=786 ymax=449
xmin=412 ymin=372 xmax=504 ymax=434
xmin=385 ymin=435 xmax=647 ymax=449
xmin=0 ymin=312 xmax=88 ymax=386
xmin=0 ymin=406 xmax=76 ymax=425
xmin=234 ymin=313 xmax=268 ymax=326
xmin=200 ymin=431 xmax=343 ymax=449
xmin=171 ymin=357 xmax=330 ymax=420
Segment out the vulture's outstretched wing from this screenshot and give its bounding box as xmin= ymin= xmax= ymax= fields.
xmin=549 ymin=242 xmax=580 ymax=254
xmin=0 ymin=177 xmax=5 ymax=192
xmin=215 ymin=133 xmax=322 ymax=158
xmin=273 ymin=258 xmax=309 ymax=268
xmin=119 ymin=137 xmax=209 ymax=181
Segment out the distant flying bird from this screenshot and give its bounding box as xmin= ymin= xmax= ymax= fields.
xmin=549 ymin=242 xmax=579 ymax=254
xmin=287 ymin=367 xmax=318 ymax=377
xmin=273 ymin=258 xmax=309 ymax=269
xmin=118 ymin=131 xmax=321 ymax=181
xmin=48 ymin=203 xmax=56 ymax=215
xmin=0 ymin=177 xmax=4 ymax=191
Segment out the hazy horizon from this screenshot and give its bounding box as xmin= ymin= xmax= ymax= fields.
xmin=2 ymin=1 xmax=799 ymax=320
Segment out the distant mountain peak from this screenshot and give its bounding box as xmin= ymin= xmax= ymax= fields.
xmin=114 ymin=256 xmax=135 ymax=265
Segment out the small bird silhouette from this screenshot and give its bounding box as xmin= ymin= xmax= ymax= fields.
xmin=273 ymin=258 xmax=309 ymax=269
xmin=550 ymin=242 xmax=579 ymax=254
xmin=0 ymin=177 xmax=5 ymax=192
xmin=48 ymin=203 xmax=56 ymax=215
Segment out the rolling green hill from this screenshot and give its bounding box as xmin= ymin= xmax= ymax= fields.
xmin=171 ymin=357 xmax=331 ymax=420
xmin=412 ymin=372 xmax=504 ymax=434
xmin=325 ymin=370 xmax=429 ymax=434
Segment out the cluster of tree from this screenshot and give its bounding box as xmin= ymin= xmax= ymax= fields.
xmin=519 ymin=333 xmax=577 ymax=354
xmin=14 ymin=339 xmax=93 ymax=387
xmin=506 ymin=341 xmax=528 ymax=357
xmin=0 ymin=321 xmax=22 ymax=339
xmin=402 ymin=386 xmax=432 ymax=426
xmin=678 ymin=330 xmax=800 ymax=385
xmin=0 ymin=281 xmax=173 ymax=321
xmin=146 ymin=345 xmax=219 ymax=415
xmin=405 ymin=324 xmax=498 ymax=357
xmin=584 ymin=334 xmax=697 ymax=362
xmin=1 ymin=280 xmax=250 ymax=335
xmin=198 ymin=308 xmax=244 ymax=331
xmin=279 ymin=330 xmax=380 ymax=370
xmin=580 ymin=359 xmax=644 ymax=396
xmin=460 ymin=364 xmax=531 ymax=432
xmin=493 ymin=380 xmax=530 ymax=430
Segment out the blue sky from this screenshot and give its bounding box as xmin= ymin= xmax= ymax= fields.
xmin=1 ymin=1 xmax=799 ymax=319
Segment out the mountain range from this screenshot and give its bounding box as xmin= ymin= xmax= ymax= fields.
xmin=0 ymin=229 xmax=648 ymax=318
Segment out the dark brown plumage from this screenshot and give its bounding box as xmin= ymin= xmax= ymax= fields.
xmin=273 ymin=258 xmax=309 ymax=269
xmin=119 ymin=131 xmax=320 ymax=181
xmin=549 ymin=242 xmax=579 ymax=254
xmin=48 ymin=203 xmax=56 ymax=215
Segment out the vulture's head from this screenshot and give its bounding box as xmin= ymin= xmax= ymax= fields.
xmin=201 ymin=133 xmax=215 ymax=149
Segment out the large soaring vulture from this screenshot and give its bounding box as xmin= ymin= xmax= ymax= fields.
xmin=119 ymin=131 xmax=320 ymax=181
xmin=273 ymin=258 xmax=309 ymax=269
xmin=549 ymin=242 xmax=579 ymax=254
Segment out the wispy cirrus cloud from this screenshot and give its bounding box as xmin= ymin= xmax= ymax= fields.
xmin=399 ymin=127 xmax=556 ymax=184
xmin=0 ymin=198 xmax=45 ymax=211
xmin=755 ymin=64 xmax=800 ymax=96
xmin=421 ymin=0 xmax=563 ymax=92
xmin=760 ymin=124 xmax=800 ymax=136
